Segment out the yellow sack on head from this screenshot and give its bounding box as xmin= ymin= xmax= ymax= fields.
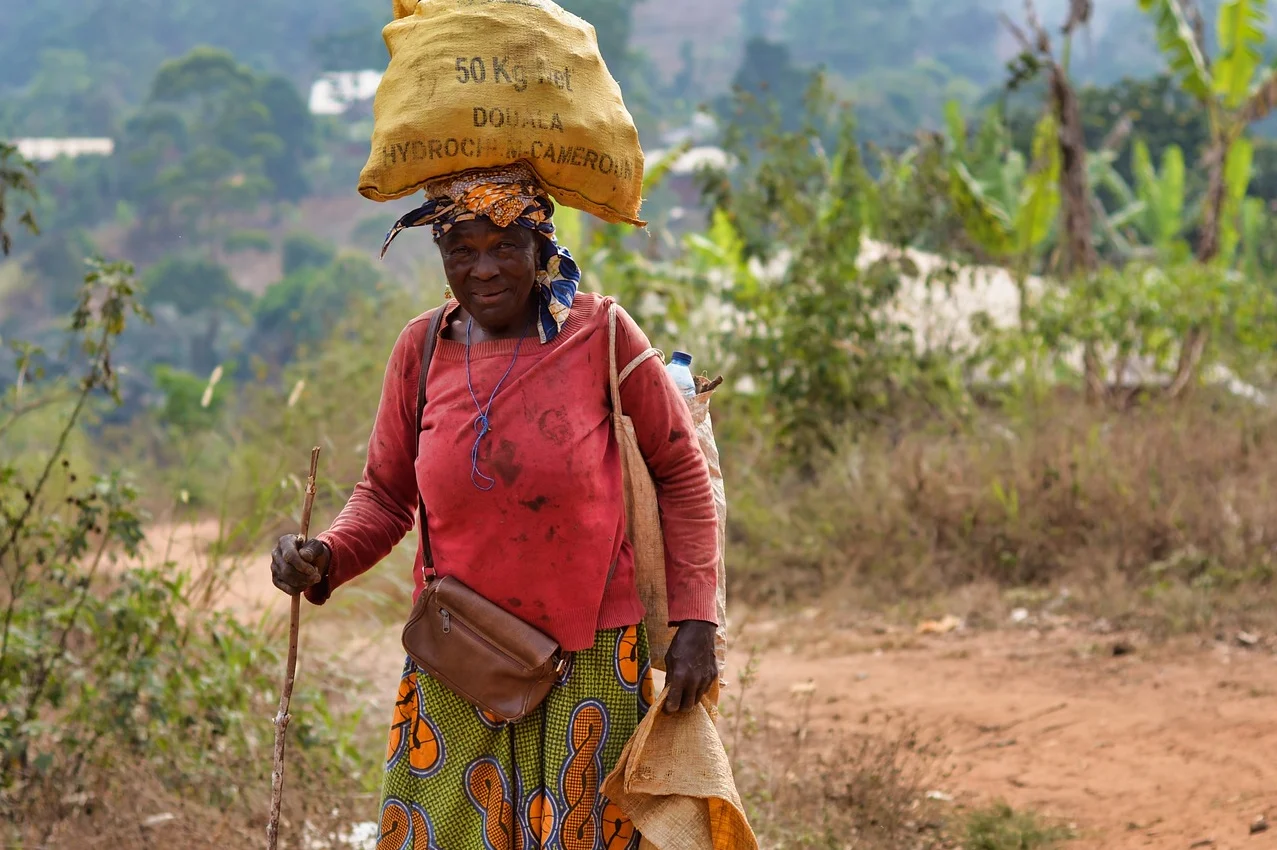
xmin=361 ymin=0 xmax=646 ymax=225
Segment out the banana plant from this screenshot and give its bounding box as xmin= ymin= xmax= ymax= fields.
xmin=1218 ymin=135 xmax=1254 ymax=263
xmin=1239 ymin=195 xmax=1271 ymax=278
xmin=1087 ymin=148 xmax=1144 ymax=259
xmin=944 ymin=102 xmax=1060 ymax=324
xmin=1102 ymin=139 xmax=1192 ymax=262
xmin=945 ymin=104 xmax=1060 ymax=258
xmin=1136 ymin=0 xmax=1273 ymax=394
xmin=1134 ymin=141 xmax=1187 ymax=255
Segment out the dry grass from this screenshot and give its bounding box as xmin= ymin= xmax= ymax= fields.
xmin=722 ymin=654 xmax=952 ymax=850
xmin=725 ymin=648 xmax=1072 ymax=847
xmin=726 ymin=394 xmax=1277 ymax=636
xmin=720 ymin=652 xmax=1072 ymax=850
xmin=11 ymin=759 xmax=374 ymax=850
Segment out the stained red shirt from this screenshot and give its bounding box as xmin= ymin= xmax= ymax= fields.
xmin=307 ymin=293 xmax=718 ymax=651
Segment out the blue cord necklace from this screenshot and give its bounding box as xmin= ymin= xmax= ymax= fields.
xmin=465 ymin=317 xmax=529 ymax=491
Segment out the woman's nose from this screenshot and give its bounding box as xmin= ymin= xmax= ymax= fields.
xmin=472 ymin=251 xmax=500 ymax=280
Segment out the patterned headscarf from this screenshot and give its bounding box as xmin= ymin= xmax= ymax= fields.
xmin=380 ymin=163 xmax=580 ymax=344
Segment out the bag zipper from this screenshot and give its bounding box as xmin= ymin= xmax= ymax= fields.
xmin=437 ymin=606 xmax=537 ymax=672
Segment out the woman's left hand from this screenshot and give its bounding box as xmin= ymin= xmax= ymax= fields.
xmin=663 ymin=620 xmax=718 ymax=714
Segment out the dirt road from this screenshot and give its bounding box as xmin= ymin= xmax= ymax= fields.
xmin=142 ymin=522 xmax=1277 ymax=848
xmin=729 ymin=617 xmax=1277 ymax=850
xmin=316 ymin=609 xmax=1277 ymax=849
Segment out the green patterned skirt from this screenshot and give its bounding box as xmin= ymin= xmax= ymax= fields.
xmin=376 ymin=624 xmax=656 ymax=850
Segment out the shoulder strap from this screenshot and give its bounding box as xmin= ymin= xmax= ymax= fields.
xmin=415 ymin=304 xmax=449 ymax=577
xmin=607 ymin=301 xmax=663 ymax=420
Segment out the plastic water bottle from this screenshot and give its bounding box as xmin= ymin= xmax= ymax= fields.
xmin=666 ymin=351 xmax=697 ymax=399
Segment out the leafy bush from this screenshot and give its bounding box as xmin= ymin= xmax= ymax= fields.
xmin=152 ymin=363 xmax=232 ymax=433
xmin=0 ymin=142 xmax=39 ymax=257
xmin=0 ymin=261 xmax=369 ymax=844
xmin=142 ymin=255 xmax=243 ymax=317
xmin=702 ymin=83 xmax=963 ymax=459
xmin=22 ymin=228 xmax=98 ymax=315
xmin=281 ymin=232 xmax=337 ymax=276
xmin=964 ymin=802 xmax=1071 ymax=850
xmin=252 ymin=252 xmax=385 ymax=366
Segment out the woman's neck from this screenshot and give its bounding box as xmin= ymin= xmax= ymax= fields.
xmin=444 ymin=296 xmax=538 ymax=343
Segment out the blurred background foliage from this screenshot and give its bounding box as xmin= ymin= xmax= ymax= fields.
xmin=7 ymin=0 xmax=1277 ymax=844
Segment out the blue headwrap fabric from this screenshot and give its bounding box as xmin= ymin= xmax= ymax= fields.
xmin=380 ymin=163 xmax=580 ymax=344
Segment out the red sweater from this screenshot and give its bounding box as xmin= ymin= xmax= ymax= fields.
xmin=307 ymin=292 xmax=719 ymax=651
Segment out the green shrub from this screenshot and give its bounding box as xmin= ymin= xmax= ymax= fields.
xmin=281 ymin=232 xmax=337 ymax=276
xmin=152 ymin=363 xmax=232 ymax=433
xmin=0 ymin=261 xmax=369 ymax=844
xmin=964 ymin=802 xmax=1072 ymax=850
xmin=252 ymin=252 xmax=385 ymax=366
xmin=223 ymin=228 xmax=274 ymax=254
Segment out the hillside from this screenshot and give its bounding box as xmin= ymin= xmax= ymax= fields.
xmin=631 ymin=0 xmax=748 ymax=92
xmin=629 ymin=0 xmax=1204 ymax=93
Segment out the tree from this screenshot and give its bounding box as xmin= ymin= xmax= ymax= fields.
xmin=1124 ymin=139 xmax=1191 ymax=260
xmin=668 ymin=40 xmax=697 ymax=104
xmin=282 ymin=233 xmax=337 ymax=276
xmin=1005 ymin=75 xmax=1211 ymax=194
xmin=253 ymin=253 xmax=384 ymax=365
xmin=0 ymin=49 xmax=119 ymax=138
xmin=0 ymin=0 xmax=380 ymax=102
xmin=244 ymin=75 xmax=316 ymax=202
xmin=311 ymin=25 xmax=388 ymax=72
xmin=142 ymin=255 xmax=248 ymax=373
xmin=1003 ymin=0 xmax=1106 ymax=401
xmin=119 ymin=48 xmax=315 ymax=254
xmin=718 ymin=39 xmax=817 ymax=135
xmin=24 ymin=230 xmax=99 ymax=315
xmin=152 ymin=364 xmax=230 ymax=434
xmin=151 ymin=49 xmax=313 ymax=199
xmin=1137 ymin=0 xmax=1277 ymax=394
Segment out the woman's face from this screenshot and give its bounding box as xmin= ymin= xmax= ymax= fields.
xmin=438 ymin=218 xmax=539 ymax=337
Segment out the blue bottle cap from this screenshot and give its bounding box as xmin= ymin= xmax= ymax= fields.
xmin=671 ymin=351 xmax=693 ymax=366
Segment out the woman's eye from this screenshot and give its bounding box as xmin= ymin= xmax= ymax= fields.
xmin=449 ymin=246 xmax=473 ymax=258
xmin=498 ymin=241 xmax=518 ymax=251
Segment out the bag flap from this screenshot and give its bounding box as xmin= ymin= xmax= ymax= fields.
xmin=431 ymin=577 xmax=559 ymax=667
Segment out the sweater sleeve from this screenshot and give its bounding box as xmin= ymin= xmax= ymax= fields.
xmin=305 ymin=318 xmax=426 ymax=604
xmin=613 ymin=306 xmax=719 ymax=626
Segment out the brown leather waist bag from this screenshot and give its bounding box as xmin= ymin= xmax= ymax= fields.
xmin=399 ymin=304 xmax=565 ymax=723
xmin=402 ymin=575 xmax=566 ymax=722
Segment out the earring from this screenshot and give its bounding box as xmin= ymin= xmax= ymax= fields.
xmin=443 ymin=285 xmax=453 ymax=299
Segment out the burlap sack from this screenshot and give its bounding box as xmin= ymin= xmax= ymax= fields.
xmin=608 ymin=304 xmax=728 ymax=672
xmin=601 ymin=683 xmax=757 ymax=850
xmin=688 ymin=385 xmax=729 ymax=669
xmin=360 ymin=0 xmax=645 ymax=225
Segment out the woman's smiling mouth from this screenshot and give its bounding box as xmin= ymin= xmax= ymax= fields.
xmin=471 ymin=288 xmax=510 ymax=305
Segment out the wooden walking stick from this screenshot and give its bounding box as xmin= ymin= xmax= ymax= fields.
xmin=267 ymin=446 xmax=321 ymax=850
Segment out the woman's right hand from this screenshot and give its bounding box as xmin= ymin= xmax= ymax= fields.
xmin=271 ymin=535 xmax=331 ymax=595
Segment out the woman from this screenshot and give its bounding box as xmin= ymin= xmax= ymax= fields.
xmin=270 ymin=162 xmax=720 ymax=850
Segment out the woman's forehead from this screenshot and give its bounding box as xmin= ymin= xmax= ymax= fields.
xmin=441 ymin=218 xmax=530 ymax=244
